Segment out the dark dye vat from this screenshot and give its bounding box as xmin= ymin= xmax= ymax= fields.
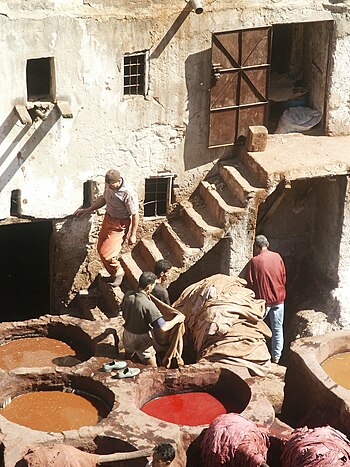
xmin=0 ymin=390 xmax=108 ymax=431
xmin=0 ymin=337 xmax=80 ymax=369
xmin=141 ymin=392 xmax=229 ymax=426
xmin=322 ymin=351 xmax=350 ymax=390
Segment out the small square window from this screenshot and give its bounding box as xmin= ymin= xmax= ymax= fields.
xmin=26 ymin=57 xmax=55 ymax=102
xmin=10 ymin=190 xmax=21 ymax=216
xmin=123 ymin=53 xmax=146 ymax=96
xmin=144 ymin=177 xmax=173 ymax=218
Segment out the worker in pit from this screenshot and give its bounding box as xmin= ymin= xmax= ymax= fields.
xmin=152 ymin=258 xmax=173 ymax=305
xmin=245 ymin=235 xmax=286 ymax=364
xmin=121 ymin=272 xmax=185 ymax=367
xmin=146 ymin=443 xmax=176 ymax=466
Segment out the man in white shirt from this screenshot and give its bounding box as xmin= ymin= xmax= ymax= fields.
xmin=75 ymin=169 xmax=139 ymax=287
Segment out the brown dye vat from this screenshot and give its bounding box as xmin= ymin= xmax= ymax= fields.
xmin=0 ymin=390 xmax=109 ymax=431
xmin=0 ymin=337 xmax=80 ymax=369
xmin=322 ymin=352 xmax=350 ymax=389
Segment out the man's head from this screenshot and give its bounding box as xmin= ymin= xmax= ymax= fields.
xmin=154 ymin=259 xmax=172 ymax=282
xmin=138 ymin=271 xmax=157 ymax=294
xmin=105 ymin=169 xmax=122 ymax=190
xmin=151 ymin=443 xmax=175 ymax=466
xmin=254 ymin=235 xmax=269 ymax=253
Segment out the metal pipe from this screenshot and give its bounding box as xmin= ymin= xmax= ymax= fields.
xmin=190 ymin=0 xmax=203 ymax=14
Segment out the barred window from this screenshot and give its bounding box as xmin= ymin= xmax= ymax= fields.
xmin=144 ymin=177 xmax=173 ymax=218
xmin=123 ymin=53 xmax=146 ymax=96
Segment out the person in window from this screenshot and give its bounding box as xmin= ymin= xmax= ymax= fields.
xmin=152 ymin=259 xmax=172 ymax=305
xmin=74 ymin=169 xmax=138 ymax=287
xmin=121 ymin=272 xmax=185 ymax=367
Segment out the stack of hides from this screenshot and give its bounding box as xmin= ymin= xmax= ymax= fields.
xmin=173 ymin=274 xmax=272 ymax=376
xmin=281 ymin=426 xmax=350 ymax=466
xmin=200 ymin=413 xmax=269 ymax=466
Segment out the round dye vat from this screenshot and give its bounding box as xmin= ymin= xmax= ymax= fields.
xmin=322 ymin=351 xmax=350 ymax=390
xmin=0 ymin=337 xmax=80 ymax=370
xmin=141 ymin=392 xmax=228 ymax=426
xmin=0 ymin=390 xmax=109 ymax=431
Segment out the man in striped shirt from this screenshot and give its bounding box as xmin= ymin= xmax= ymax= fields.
xmin=75 ymin=169 xmax=139 ymax=287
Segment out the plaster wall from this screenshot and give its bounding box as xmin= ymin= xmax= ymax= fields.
xmin=253 ymin=177 xmax=346 ymax=325
xmin=331 ymin=176 xmax=350 ymax=327
xmin=0 ymin=0 xmax=335 ymax=222
xmin=310 ymin=177 xmax=345 ymax=287
xmin=327 ymin=11 xmax=350 ymax=135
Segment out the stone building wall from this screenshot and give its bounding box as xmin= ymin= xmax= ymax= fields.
xmin=1 ymin=0 xmax=350 ymax=312
xmin=0 ymin=0 xmax=345 ymax=221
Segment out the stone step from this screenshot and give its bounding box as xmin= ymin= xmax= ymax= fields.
xmin=240 ymin=150 xmax=269 ymax=188
xmin=158 ymin=221 xmax=199 ymax=267
xmin=150 ymin=234 xmax=183 ymax=270
xmin=219 ymin=163 xmax=262 ymax=206
xmin=199 ymin=180 xmax=245 ymax=228
xmin=134 ymin=238 xmax=163 ymax=271
xmin=180 ymin=201 xmax=223 ymax=248
xmin=119 ymin=252 xmax=142 ymax=290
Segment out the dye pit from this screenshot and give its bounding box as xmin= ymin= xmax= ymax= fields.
xmin=0 ymin=337 xmax=79 ymax=370
xmin=282 ymin=330 xmax=350 ymax=439
xmin=322 ymin=352 xmax=350 ymax=390
xmin=0 ymin=390 xmax=108 ymax=431
xmin=0 ymin=315 xmax=275 ymax=466
xmin=141 ymin=392 xmax=228 ymax=426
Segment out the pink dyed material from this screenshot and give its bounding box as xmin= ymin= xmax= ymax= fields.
xmin=141 ymin=392 xmax=226 ymax=426
xmin=200 ymin=413 xmax=269 ymax=466
xmin=281 ymin=426 xmax=350 ymax=466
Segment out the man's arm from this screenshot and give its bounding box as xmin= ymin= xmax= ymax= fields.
xmin=74 ymin=195 xmax=106 ymax=216
xmin=156 ymin=313 xmax=185 ymax=333
xmin=128 ymin=211 xmax=139 ymax=245
xmin=245 ymin=259 xmax=254 ymax=289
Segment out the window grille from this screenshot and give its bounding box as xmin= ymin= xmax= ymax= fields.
xmin=144 ymin=177 xmax=172 ymax=218
xmin=123 ymin=53 xmax=146 ymax=96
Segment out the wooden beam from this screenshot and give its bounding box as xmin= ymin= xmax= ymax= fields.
xmin=14 ymin=105 xmax=32 ymax=125
xmin=257 ymin=180 xmax=291 ymax=231
xmin=56 ymin=100 xmax=73 ymax=118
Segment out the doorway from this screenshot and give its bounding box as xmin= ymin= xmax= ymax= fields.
xmin=268 ymin=21 xmax=333 ymax=134
xmin=0 ymin=221 xmax=52 ymax=321
xmin=208 ymin=20 xmax=333 ymax=147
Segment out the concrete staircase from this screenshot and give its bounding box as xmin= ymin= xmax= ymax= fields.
xmin=120 ymin=154 xmax=268 ymax=290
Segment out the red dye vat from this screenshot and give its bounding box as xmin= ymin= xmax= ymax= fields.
xmin=141 ymin=392 xmax=227 ymax=426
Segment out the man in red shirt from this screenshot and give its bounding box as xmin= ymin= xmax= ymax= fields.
xmin=245 ymin=235 xmax=286 ymax=364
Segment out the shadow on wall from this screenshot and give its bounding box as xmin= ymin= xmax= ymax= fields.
xmin=184 ymin=49 xmax=232 ymax=171
xmin=169 ymin=237 xmax=231 ymax=302
xmin=53 ymin=214 xmax=93 ymax=313
xmin=150 ymin=3 xmax=192 ymax=60
xmin=0 ymin=107 xmax=60 ymax=192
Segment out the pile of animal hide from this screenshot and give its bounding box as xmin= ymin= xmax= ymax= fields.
xmin=150 ymin=295 xmax=185 ymax=368
xmin=200 ymin=413 xmax=269 ymax=466
xmin=17 ymin=445 xmax=97 ymax=467
xmin=173 ymin=274 xmax=272 ymax=376
xmin=281 ymin=426 xmax=350 ymax=466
